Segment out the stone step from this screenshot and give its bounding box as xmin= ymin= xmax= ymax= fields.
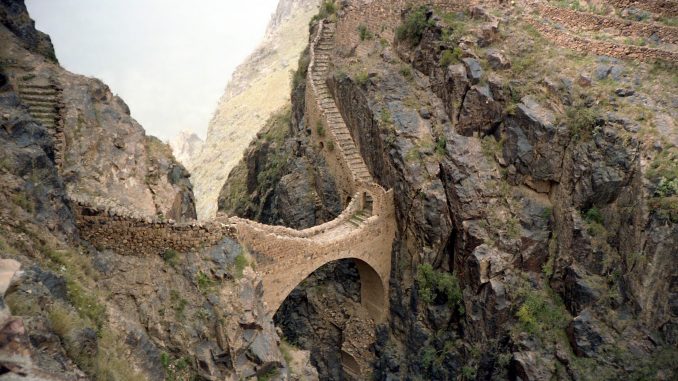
xmin=20 ymin=86 xmax=58 ymax=92
xmin=19 ymin=89 xmax=58 ymax=96
xmin=22 ymin=98 xmax=61 ymax=108
xmin=31 ymin=111 xmax=58 ymax=118
xmin=29 ymin=105 xmax=58 ymax=112
xmin=347 ymin=219 xmax=360 ymax=227
xmin=21 ymin=95 xmax=59 ymax=102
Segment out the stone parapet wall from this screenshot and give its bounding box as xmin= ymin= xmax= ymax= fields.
xmin=229 ymin=191 xmax=362 ymax=239
xmin=528 ymin=18 xmax=678 ymax=62
xmin=72 ymin=201 xmax=235 ymax=256
xmin=604 ymin=0 xmax=678 ymax=16
xmin=538 ymin=4 xmax=678 ymax=44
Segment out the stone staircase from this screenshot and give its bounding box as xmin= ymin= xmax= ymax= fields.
xmin=310 ymin=23 xmax=373 ymax=184
xmin=17 ymin=79 xmax=65 ymax=170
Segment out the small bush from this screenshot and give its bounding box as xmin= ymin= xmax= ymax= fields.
xmin=196 ymin=271 xmax=215 ymax=293
xmin=434 ymin=137 xmax=446 ymax=156
xmin=380 ymin=108 xmax=392 ymax=125
xmin=11 ymin=192 xmax=34 ymax=213
xmin=440 ymin=48 xmax=462 ymax=67
xmin=416 ymin=264 xmax=464 ymax=314
xmin=400 ymin=65 xmax=413 ymax=81
xmin=462 ymin=366 xmax=477 ymax=380
xmin=310 ymin=0 xmax=337 ymax=24
xmin=358 ymin=25 xmax=373 ymax=41
xmin=396 ymin=6 xmax=433 ymax=45
xmin=584 ymin=207 xmax=603 ymax=225
xmin=327 ymin=141 xmax=335 ymax=151
xmin=656 ymin=177 xmax=678 ymax=197
xmin=355 ymin=71 xmax=370 ymax=87
xmin=516 ymin=289 xmax=569 ymax=337
xmin=234 ymin=253 xmax=249 ymax=278
xmin=162 ymin=249 xmax=179 ymax=267
xmin=316 ymin=122 xmax=326 ymax=137
xmin=562 ymin=104 xmax=602 ymax=140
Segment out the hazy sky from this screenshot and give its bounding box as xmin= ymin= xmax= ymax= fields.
xmin=25 ymin=0 xmax=280 ymax=141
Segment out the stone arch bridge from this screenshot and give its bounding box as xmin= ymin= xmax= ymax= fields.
xmin=71 ymin=20 xmax=396 ymax=331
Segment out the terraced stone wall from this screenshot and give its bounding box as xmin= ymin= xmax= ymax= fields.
xmin=538 ymin=4 xmax=678 ymax=44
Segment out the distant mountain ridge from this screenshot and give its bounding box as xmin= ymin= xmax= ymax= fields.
xmin=188 ymin=0 xmax=319 ymax=219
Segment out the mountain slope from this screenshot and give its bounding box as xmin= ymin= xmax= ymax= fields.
xmin=190 ymin=0 xmax=319 ymax=219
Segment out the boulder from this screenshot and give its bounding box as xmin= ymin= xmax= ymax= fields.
xmin=567 ymin=309 xmax=613 ymax=357
xmin=462 ymin=58 xmax=483 ymax=84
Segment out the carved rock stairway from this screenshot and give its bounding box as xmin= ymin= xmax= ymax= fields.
xmin=17 ymin=80 xmax=65 ymax=170
xmin=311 ymin=23 xmax=373 ymax=184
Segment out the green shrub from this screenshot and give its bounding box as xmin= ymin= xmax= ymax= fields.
xmin=170 ymin=290 xmax=188 ymax=319
xmin=584 ymin=207 xmax=603 ymax=224
xmin=196 ymin=271 xmax=215 ymax=293
xmin=380 ymin=108 xmax=392 ymax=125
xmin=358 ymin=24 xmax=373 ymax=41
xmin=440 ymin=48 xmax=462 ymax=67
xmin=396 ymin=6 xmax=433 ymax=44
xmin=462 ymin=366 xmax=477 ymax=380
xmin=434 ymin=137 xmax=447 ymax=156
xmin=162 ymin=249 xmax=179 ymax=267
xmin=515 ymin=287 xmax=569 ymax=340
xmin=562 ymin=104 xmax=602 ymax=140
xmin=416 ymin=264 xmax=464 ymax=314
xmin=11 ymin=192 xmax=34 ymax=213
xmin=327 ymin=141 xmax=335 ymax=151
xmin=316 ymin=121 xmax=326 ymax=137
xmin=355 ymin=71 xmax=370 ymax=87
xmin=310 ymin=0 xmax=337 ymax=24
xmin=400 ymin=65 xmax=413 ymax=81
xmin=656 ymin=177 xmax=678 ymax=197
xmin=234 ymin=253 xmax=249 ymax=278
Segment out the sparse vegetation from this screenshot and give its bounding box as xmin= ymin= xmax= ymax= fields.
xmin=396 ymin=6 xmax=433 ymax=45
xmin=416 ymin=264 xmax=464 ymax=314
xmin=162 ymin=249 xmax=179 ymax=267
xmin=160 ymin=352 xmax=191 ymax=381
xmin=358 ymin=24 xmax=373 ymax=41
xmin=316 ymin=121 xmax=326 ymax=137
xmin=513 ymin=280 xmax=570 ymax=343
xmin=355 ymin=71 xmax=370 ymax=87
xmin=434 ymin=137 xmax=446 ymax=157
xmin=380 ymin=108 xmax=392 ymax=125
xmin=311 ymin=0 xmax=338 ymax=24
xmin=399 ymin=65 xmax=413 ymax=81
xmin=440 ymin=48 xmax=462 ymax=67
xmin=561 ymin=103 xmax=603 ymax=140
xmin=196 ymin=271 xmax=215 ymax=293
xmin=11 ymin=191 xmax=34 ymax=213
xmin=170 ymin=290 xmax=188 ymax=319
xmin=234 ymin=252 xmax=249 ymax=278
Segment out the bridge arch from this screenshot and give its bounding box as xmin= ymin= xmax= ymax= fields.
xmin=268 ymin=257 xmax=387 ymax=322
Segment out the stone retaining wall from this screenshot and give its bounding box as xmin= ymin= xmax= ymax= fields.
xmin=604 ymin=0 xmax=678 ymax=16
xmin=538 ymin=4 xmax=678 ymax=44
xmin=528 ymin=18 xmax=678 ymax=62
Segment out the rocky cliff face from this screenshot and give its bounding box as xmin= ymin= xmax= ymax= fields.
xmin=1 ymin=4 xmax=196 ymax=222
xmin=0 ymin=2 xmax=319 ymax=380
xmin=221 ymin=1 xmax=677 ymax=380
xmin=190 ymin=0 xmax=320 ymax=219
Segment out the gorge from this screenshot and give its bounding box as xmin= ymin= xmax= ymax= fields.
xmin=1 ymin=0 xmax=677 ymax=380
